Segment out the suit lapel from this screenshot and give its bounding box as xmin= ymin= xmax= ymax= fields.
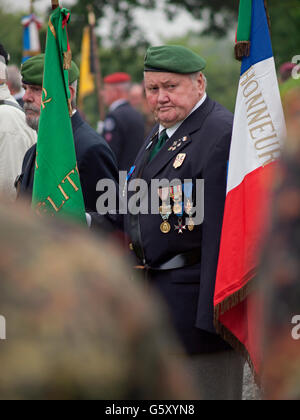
xmin=133 ymin=127 xmax=159 ymax=178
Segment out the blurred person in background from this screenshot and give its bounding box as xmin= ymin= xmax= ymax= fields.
xmin=0 ymin=199 xmax=199 ymax=400
xmin=129 ymin=83 xmax=144 ymax=110
xmin=260 ymin=77 xmax=300 ymax=400
xmin=7 ymin=65 xmax=25 ymax=108
xmin=278 ymin=62 xmax=297 ymax=84
xmin=129 ymin=82 xmax=156 ymax=137
xmin=102 ymin=72 xmax=145 ymax=172
xmin=0 ymin=44 xmax=36 ymax=200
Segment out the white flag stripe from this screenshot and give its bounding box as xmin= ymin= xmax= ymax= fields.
xmin=227 ymin=57 xmax=286 ymax=193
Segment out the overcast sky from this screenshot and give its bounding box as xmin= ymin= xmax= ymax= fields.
xmin=2 ymin=0 xmax=202 ymax=45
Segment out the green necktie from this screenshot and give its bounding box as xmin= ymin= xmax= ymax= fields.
xmin=149 ymin=130 xmax=169 ymax=162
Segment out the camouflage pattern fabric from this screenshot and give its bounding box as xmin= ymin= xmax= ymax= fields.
xmin=0 ymin=201 xmax=197 ymax=400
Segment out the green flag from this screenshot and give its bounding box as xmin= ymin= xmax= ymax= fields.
xmin=32 ymin=7 xmax=86 ymax=224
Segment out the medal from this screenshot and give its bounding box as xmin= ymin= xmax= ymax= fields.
xmin=185 ymin=199 xmax=193 ymax=215
xmin=171 ymin=185 xmax=187 ymax=234
xmin=160 ymin=221 xmax=171 ymax=234
xmin=170 ymin=185 xmax=183 ymax=216
xmin=173 ymin=203 xmax=182 ymax=214
xmin=187 ymin=218 xmax=195 ymax=231
xmin=175 ymin=218 xmax=186 ymax=234
xmin=183 ymin=182 xmax=195 ymax=231
xmin=160 ymin=204 xmax=172 ymax=214
xmin=158 ymin=187 xmax=172 ymax=234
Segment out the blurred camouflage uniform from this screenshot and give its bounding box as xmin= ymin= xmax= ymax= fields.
xmin=260 ymin=79 xmax=300 ymax=400
xmin=0 ymin=201 xmax=197 ymax=400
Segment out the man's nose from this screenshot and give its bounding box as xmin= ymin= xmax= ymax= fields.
xmin=157 ymin=89 xmax=169 ymax=103
xmin=23 ymin=89 xmax=32 ymax=102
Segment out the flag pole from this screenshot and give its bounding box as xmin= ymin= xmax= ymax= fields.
xmin=30 ymin=0 xmax=34 ymax=14
xmin=87 ymin=5 xmax=105 ymax=122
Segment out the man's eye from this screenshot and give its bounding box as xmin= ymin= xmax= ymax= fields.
xmin=168 ymin=84 xmax=176 ymax=89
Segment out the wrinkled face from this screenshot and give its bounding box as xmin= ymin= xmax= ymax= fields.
xmin=23 ymin=84 xmax=42 ymax=131
xmin=144 ymin=71 xmax=205 ymax=128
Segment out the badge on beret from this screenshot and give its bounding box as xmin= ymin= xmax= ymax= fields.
xmin=173 ymin=153 xmax=186 ymax=169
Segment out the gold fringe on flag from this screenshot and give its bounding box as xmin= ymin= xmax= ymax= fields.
xmin=213 ymin=269 xmax=261 ymax=385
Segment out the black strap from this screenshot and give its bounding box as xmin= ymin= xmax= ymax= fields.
xmin=135 ymin=249 xmax=201 ymax=271
xmin=0 ymin=99 xmax=24 ymax=113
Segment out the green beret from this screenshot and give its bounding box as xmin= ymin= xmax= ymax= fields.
xmin=21 ymin=53 xmax=79 ymax=86
xmin=144 ymin=45 xmax=206 ymax=74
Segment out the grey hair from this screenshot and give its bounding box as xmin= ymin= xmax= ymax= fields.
xmin=0 ymin=57 xmax=7 ymax=82
xmin=189 ymin=71 xmax=207 ymax=90
xmin=115 ymin=81 xmax=131 ymax=93
xmin=7 ymin=65 xmax=22 ymax=91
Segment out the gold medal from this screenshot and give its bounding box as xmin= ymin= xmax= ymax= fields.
xmin=187 ymin=219 xmax=195 ymax=231
xmin=160 ymin=221 xmax=171 ymax=234
xmin=158 ymin=187 xmax=172 ymax=233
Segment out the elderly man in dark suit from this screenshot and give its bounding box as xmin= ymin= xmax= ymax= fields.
xmin=16 ymin=54 xmax=118 ymax=213
xmin=97 ymin=45 xmax=245 ymax=399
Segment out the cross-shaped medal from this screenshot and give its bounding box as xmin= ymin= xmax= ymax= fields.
xmin=175 ymin=219 xmax=186 ymax=234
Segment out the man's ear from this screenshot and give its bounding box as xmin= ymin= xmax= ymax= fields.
xmin=69 ymin=84 xmax=76 ymax=103
xmin=197 ymin=73 xmax=206 ymax=97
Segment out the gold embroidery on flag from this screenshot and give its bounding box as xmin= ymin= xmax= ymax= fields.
xmin=63 ymin=50 xmax=72 ymax=70
xmin=48 ymin=18 xmax=57 ymax=39
xmin=41 ymin=88 xmax=52 ymax=109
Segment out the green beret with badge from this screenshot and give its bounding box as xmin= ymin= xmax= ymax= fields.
xmin=21 ymin=53 xmax=79 ymax=86
xmin=144 ymin=45 xmax=206 ymax=74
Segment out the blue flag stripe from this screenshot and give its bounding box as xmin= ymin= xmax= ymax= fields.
xmin=241 ymin=0 xmax=273 ymax=75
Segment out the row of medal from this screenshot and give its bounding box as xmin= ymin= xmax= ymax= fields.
xmin=158 ymin=183 xmax=194 ymax=234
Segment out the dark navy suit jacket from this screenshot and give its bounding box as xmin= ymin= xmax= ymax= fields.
xmin=124 ymin=96 xmax=233 ymax=354
xmin=18 ymin=111 xmax=118 ymax=213
xmin=103 ymin=101 xmax=145 ymax=172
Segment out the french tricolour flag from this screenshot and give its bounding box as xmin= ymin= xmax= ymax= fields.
xmin=22 ymin=14 xmax=42 ymax=63
xmin=214 ymin=0 xmax=286 ymax=374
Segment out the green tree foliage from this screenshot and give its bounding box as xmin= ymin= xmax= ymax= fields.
xmin=268 ymin=0 xmax=300 ymax=66
xmin=0 ymin=6 xmax=23 ymax=64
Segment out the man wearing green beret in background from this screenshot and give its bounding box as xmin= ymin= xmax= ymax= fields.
xmin=16 ymin=54 xmax=118 ymax=213
xmin=91 ymin=44 xmax=245 ymax=399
